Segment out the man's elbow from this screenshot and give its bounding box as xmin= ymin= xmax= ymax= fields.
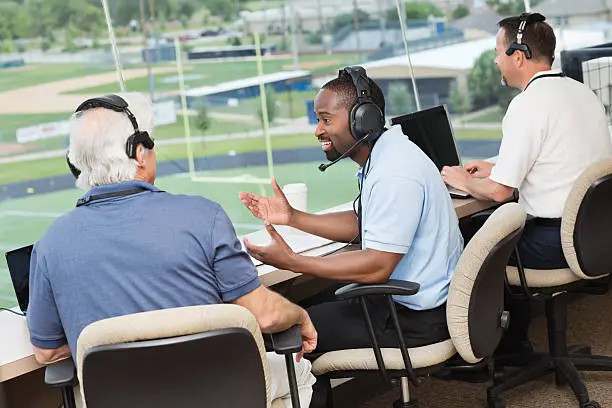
xmin=33 ymin=345 xmax=70 ymax=365
xmin=34 ymin=348 xmax=55 ymax=365
xmin=360 ymin=267 xmax=393 ymax=284
xmin=490 ymin=187 xmax=514 ymax=203
xmin=257 ymin=310 xmax=283 ymax=333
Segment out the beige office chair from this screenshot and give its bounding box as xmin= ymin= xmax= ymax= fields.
xmin=45 ymin=304 xmax=302 ymax=408
xmin=488 ymin=158 xmax=612 ymax=408
xmin=311 ymin=202 xmax=526 ymax=408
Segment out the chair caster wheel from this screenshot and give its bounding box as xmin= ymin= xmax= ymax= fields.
xmin=487 ymin=396 xmax=505 ymax=408
xmin=582 ymin=402 xmax=601 ymax=408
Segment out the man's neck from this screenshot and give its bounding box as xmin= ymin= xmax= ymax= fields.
xmin=352 ymin=144 xmax=372 ymax=168
xmin=519 ymin=64 xmax=553 ymax=91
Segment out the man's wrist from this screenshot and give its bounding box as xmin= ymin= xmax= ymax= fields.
xmin=287 ymin=208 xmax=300 ymax=228
xmin=286 ymin=252 xmax=304 ymax=273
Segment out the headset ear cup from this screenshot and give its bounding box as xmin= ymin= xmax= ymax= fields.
xmin=352 ymin=102 xmax=384 ymax=141
xmin=349 ymin=104 xmax=361 ymax=140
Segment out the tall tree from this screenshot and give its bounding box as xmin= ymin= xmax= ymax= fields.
xmin=386 ymin=1 xmax=444 ymax=21
xmin=468 ymin=49 xmax=518 ymax=111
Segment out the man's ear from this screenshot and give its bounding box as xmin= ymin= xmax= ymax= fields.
xmin=135 ymin=144 xmax=146 ymax=167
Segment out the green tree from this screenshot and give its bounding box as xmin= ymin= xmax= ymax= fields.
xmin=386 ymin=1 xmax=444 ymax=21
xmin=449 ymin=82 xmax=472 ymax=124
xmin=332 ymin=9 xmax=370 ymax=33
xmin=194 ymin=101 xmax=211 ymax=133
xmin=180 ymin=14 xmax=189 ymax=28
xmin=487 ymin=0 xmax=543 ymax=16
xmin=388 ymin=82 xmax=414 ymax=116
xmin=257 ymin=86 xmax=279 ymax=127
xmin=178 ymin=0 xmax=199 ymax=19
xmin=468 ymin=49 xmax=518 ymax=111
xmin=206 ymin=0 xmax=235 ymax=21
xmin=451 ymin=4 xmax=470 ymax=20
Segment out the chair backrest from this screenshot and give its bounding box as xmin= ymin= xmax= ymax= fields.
xmin=447 ymin=203 xmax=526 ymax=364
xmin=561 ymin=157 xmax=612 ymax=279
xmin=76 ymin=304 xmax=269 ymax=408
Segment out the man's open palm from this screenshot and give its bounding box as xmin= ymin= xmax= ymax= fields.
xmin=239 ymin=178 xmax=294 ymax=225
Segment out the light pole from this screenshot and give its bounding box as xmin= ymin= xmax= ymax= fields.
xmin=139 ymin=0 xmax=154 ymax=100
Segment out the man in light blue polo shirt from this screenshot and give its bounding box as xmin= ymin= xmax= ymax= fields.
xmin=241 ymin=67 xmax=463 ymax=356
xmin=26 ymin=92 xmax=317 ymax=408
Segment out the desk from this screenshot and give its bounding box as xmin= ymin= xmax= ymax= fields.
xmin=0 ymin=196 xmax=500 ymax=407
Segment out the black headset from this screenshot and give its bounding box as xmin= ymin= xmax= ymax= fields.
xmin=340 ymin=66 xmax=385 ymax=141
xmin=66 ymin=94 xmax=155 ymax=179
xmin=505 ymin=12 xmax=546 ymax=60
xmin=317 ymin=67 xmax=385 ymax=172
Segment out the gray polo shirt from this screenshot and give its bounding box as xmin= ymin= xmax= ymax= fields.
xmin=27 ymin=181 xmax=260 ymax=361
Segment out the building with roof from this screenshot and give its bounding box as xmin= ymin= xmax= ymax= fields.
xmin=184 ymin=70 xmax=312 ymax=108
xmin=356 ymin=29 xmax=606 ymax=113
xmin=534 ymin=0 xmax=612 ymax=27
xmin=450 ymin=8 xmax=504 ymax=39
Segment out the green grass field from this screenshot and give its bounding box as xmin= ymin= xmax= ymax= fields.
xmin=467 ymin=107 xmax=504 ymax=124
xmin=63 ymin=54 xmax=362 ymax=96
xmin=0 ymin=64 xmax=113 ymax=93
xmin=0 ymin=160 xmax=359 ymax=308
xmin=0 ymin=132 xmax=318 ymax=184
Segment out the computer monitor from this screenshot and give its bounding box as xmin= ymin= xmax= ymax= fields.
xmin=390 ymin=105 xmax=461 ymax=171
xmin=5 ymin=244 xmax=33 ymax=314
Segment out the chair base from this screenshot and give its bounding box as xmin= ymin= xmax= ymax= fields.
xmin=488 ymin=352 xmax=612 ymax=407
xmin=393 ymin=399 xmax=418 ymax=408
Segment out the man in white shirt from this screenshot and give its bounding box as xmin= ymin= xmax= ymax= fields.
xmin=442 ymin=13 xmax=612 ymax=353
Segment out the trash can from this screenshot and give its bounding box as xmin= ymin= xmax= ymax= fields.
xmin=305 ymin=99 xmax=317 ymax=125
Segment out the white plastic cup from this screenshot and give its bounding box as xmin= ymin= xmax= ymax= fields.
xmin=282 ymin=183 xmax=308 ymax=212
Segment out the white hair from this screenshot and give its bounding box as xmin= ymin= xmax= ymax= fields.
xmin=68 ymin=92 xmax=155 ymax=190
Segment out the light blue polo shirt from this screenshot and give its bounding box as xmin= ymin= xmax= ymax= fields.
xmin=359 ymin=125 xmax=463 ymax=310
xmin=27 ymin=181 xmax=260 ymax=362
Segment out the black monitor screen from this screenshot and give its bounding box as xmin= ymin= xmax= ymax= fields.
xmin=5 ymin=244 xmax=33 ymax=313
xmin=391 ymin=105 xmax=461 ymax=171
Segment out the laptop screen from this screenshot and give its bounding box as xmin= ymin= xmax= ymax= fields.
xmin=5 ymin=244 xmax=33 ymax=313
xmin=391 ymin=105 xmax=461 ymax=171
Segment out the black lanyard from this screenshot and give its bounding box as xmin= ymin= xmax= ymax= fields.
xmin=524 ymin=72 xmax=565 ymax=91
xmin=76 ymin=187 xmax=161 ymax=207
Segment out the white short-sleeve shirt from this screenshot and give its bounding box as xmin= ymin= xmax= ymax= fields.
xmin=490 ymin=70 xmax=612 ymax=218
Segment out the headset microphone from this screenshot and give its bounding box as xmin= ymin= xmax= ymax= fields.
xmin=318 ymin=132 xmax=371 ymax=172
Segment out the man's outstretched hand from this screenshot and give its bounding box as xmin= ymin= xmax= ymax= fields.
xmin=243 ymin=223 xmax=297 ymax=271
xmin=239 ymin=177 xmax=295 ymax=226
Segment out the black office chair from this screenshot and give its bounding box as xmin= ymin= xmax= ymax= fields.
xmin=45 ymin=304 xmax=303 ymax=408
xmin=310 ymin=203 xmax=526 ymax=407
xmin=486 ymin=157 xmax=612 ymax=408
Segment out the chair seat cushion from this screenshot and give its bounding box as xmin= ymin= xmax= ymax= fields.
xmin=506 ymin=266 xmax=580 ymax=288
xmin=311 ymin=339 xmax=456 ymax=376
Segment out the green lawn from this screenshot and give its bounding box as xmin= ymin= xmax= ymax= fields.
xmin=0 ymin=133 xmax=317 ymax=184
xmin=467 ymin=108 xmax=504 ymax=124
xmin=0 ymin=64 xmax=112 ymax=93
xmin=0 ymin=112 xmax=72 ymax=132
xmin=63 ymin=53 xmax=363 ymax=95
xmin=0 ymin=159 xmax=359 ymax=308
xmin=0 ymin=123 xmax=500 ymax=185
xmin=454 ymin=128 xmax=502 ymax=140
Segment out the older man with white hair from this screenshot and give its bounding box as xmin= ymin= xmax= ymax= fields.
xmin=26 ymin=92 xmax=317 ymax=408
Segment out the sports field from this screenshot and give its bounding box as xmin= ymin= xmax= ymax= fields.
xmin=0 ymin=160 xmax=359 ymax=308
xmin=0 ymin=53 xmax=502 ymax=309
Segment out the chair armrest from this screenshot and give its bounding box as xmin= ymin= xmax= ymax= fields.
xmin=44 ymin=357 xmax=77 ymax=388
xmin=334 ymin=279 xmax=420 ymax=301
xmin=271 ymin=325 xmax=302 ymax=355
xmin=470 ymin=209 xmax=496 ymax=223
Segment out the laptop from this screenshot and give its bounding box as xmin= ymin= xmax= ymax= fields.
xmin=391 ymin=105 xmax=471 ymax=199
xmin=5 ymin=244 xmax=33 ymax=314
